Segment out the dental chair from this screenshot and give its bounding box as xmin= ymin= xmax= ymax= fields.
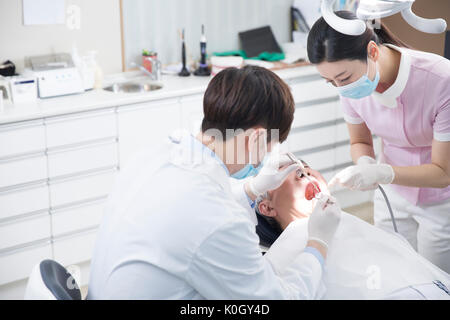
xmin=24 ymin=259 xmax=82 ymax=300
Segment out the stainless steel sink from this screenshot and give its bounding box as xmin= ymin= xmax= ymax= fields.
xmin=103 ymin=82 xmax=162 ymax=93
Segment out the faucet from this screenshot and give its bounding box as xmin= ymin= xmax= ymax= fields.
xmin=130 ymin=57 xmax=161 ymax=81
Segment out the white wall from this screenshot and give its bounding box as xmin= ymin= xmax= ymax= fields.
xmin=122 ymin=0 xmax=295 ymax=67
xmin=0 ymin=0 xmax=123 ymax=75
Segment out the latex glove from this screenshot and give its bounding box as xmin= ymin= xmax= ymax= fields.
xmin=307 ymin=194 xmax=341 ymax=249
xmin=328 ymin=162 xmax=394 ymax=191
xmin=356 ymin=155 xmax=377 ymax=165
xmin=246 ymin=153 xmax=300 ymax=197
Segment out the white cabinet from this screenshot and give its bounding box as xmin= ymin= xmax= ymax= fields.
xmin=0 ymin=107 xmax=120 ymax=289
xmin=292 ymin=101 xmax=340 ymax=129
xmin=180 ymin=94 xmax=204 ymax=135
xmin=53 ymin=229 xmax=97 ymax=267
xmin=0 ymin=155 xmax=47 ymax=189
xmin=0 ymin=213 xmax=51 ymax=251
xmin=45 ymin=110 xmax=117 ymax=148
xmin=290 ymin=78 xmax=337 ymax=104
xmin=0 ymin=242 xmax=52 ymax=285
xmin=0 ymin=183 xmax=49 ymax=221
xmin=47 ymin=140 xmax=118 ymax=178
xmin=49 ymin=169 xmax=117 ymax=208
xmin=336 ymin=121 xmax=350 ymax=143
xmin=52 ymin=199 xmax=106 ymax=237
xmin=335 ymin=144 xmax=353 ymax=167
xmin=299 ymin=148 xmax=335 ymax=172
xmin=0 ymin=120 xmax=46 ymax=159
xmin=287 ymin=126 xmax=336 ymax=152
xmin=117 ymin=99 xmax=181 ymax=167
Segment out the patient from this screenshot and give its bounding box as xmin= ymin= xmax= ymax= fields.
xmin=256 ymin=161 xmax=450 ymax=300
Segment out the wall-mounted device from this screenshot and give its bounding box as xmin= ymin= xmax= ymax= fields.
xmin=30 ymin=53 xmax=84 ymax=98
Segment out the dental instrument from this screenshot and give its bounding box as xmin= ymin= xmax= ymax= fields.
xmin=286 ymin=152 xmax=335 ymax=205
xmin=321 ymin=0 xmax=447 ymax=36
xmin=286 ymin=152 xmax=318 ymax=189
xmin=287 ymin=152 xmax=398 ymax=231
xmin=194 ymin=24 xmax=211 ymax=76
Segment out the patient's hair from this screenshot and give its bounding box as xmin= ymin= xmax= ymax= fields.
xmin=255 ymin=193 xmax=283 ymax=248
xmin=201 ymin=65 xmax=295 ymax=143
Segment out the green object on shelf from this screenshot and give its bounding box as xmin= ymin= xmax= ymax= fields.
xmin=142 ymin=49 xmax=156 ymax=56
xmin=213 ymin=50 xmax=285 ymax=61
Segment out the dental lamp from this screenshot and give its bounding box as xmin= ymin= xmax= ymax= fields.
xmin=321 ymin=0 xmax=447 ymax=35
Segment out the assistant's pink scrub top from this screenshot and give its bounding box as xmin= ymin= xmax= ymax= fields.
xmin=340 ymin=44 xmax=450 ymax=205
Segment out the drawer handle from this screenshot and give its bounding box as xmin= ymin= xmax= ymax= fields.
xmin=46 ymin=137 xmax=118 ymax=155
xmin=0 ymin=209 xmax=49 ymax=226
xmin=52 ymin=225 xmax=98 ymax=242
xmin=48 ymin=165 xmax=118 ymax=184
xmin=50 ymin=195 xmax=107 ymax=214
xmin=0 ymin=238 xmax=51 ymax=257
xmin=44 ymin=109 xmax=116 ymax=124
xmin=0 ymin=119 xmax=44 ymax=132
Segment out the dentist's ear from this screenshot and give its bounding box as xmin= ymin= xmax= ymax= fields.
xmin=258 ymin=199 xmax=277 ymax=218
xmin=247 ymin=127 xmax=268 ymax=165
xmin=367 ymin=40 xmax=379 ymax=62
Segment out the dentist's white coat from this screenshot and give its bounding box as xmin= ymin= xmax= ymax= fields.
xmin=87 ymin=133 xmax=324 ymax=299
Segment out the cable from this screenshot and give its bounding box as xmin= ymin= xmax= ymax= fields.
xmin=378 ymin=185 xmax=398 ymax=233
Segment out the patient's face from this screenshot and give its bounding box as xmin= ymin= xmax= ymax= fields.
xmin=264 ymin=162 xmax=329 ymax=220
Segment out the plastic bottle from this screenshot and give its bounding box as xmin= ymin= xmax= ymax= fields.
xmin=81 ymin=53 xmax=96 ymax=90
xmin=87 ymin=51 xmax=103 ymax=90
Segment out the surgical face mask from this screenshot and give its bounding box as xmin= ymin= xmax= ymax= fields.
xmin=231 ymin=131 xmax=268 ymax=180
xmin=337 ymin=59 xmax=380 ymax=99
xmin=231 ymin=154 xmax=267 ymax=180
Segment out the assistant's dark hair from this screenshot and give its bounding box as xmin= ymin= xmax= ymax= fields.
xmin=201 ymin=65 xmax=295 ymax=143
xmin=307 ymin=10 xmax=410 ymax=63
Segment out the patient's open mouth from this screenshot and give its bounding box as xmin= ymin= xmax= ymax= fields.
xmin=305 ymin=181 xmax=321 ymax=200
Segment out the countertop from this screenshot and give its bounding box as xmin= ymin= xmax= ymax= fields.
xmin=0 ymin=65 xmax=318 ymax=125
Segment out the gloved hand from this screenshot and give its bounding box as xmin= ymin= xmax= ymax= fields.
xmin=307 ymin=194 xmax=341 ymax=249
xmin=328 ymin=156 xmax=394 ymax=191
xmin=246 ymin=153 xmax=300 ymax=197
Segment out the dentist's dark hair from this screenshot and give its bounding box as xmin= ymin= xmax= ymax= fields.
xmin=307 ymin=10 xmax=410 ymax=64
xmin=202 ymin=65 xmax=294 ymax=142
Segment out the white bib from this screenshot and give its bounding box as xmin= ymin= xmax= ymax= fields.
xmin=265 ymin=212 xmax=450 ymax=299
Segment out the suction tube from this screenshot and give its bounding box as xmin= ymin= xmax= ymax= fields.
xmin=378 ymin=185 xmax=398 ymax=233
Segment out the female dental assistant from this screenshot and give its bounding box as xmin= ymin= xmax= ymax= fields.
xmin=87 ymin=66 xmax=341 ymax=299
xmin=307 ymin=11 xmax=450 ymax=273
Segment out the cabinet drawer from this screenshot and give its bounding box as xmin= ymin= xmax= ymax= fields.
xmin=300 ymin=148 xmax=335 ymax=171
xmin=52 ymin=200 xmax=105 ymax=237
xmin=292 ymin=101 xmax=339 ymax=129
xmin=336 ymin=122 xmax=350 ymax=143
xmin=46 ymin=111 xmax=117 ymax=148
xmin=48 ymin=141 xmax=118 ymax=178
xmin=0 ymin=213 xmax=51 ymax=251
xmin=53 ymin=229 xmax=97 ymax=266
xmin=0 ymin=121 xmax=46 ymax=159
xmin=118 ymin=100 xmax=181 ymax=167
xmin=0 ymin=242 xmax=52 ymax=285
xmin=49 ymin=170 xmax=116 ymax=208
xmin=335 ymin=144 xmax=352 ymax=167
xmin=0 ymin=184 xmax=49 ymax=221
xmin=287 ymin=126 xmax=336 ymax=152
xmin=291 ymin=79 xmax=338 ymax=103
xmin=180 ymin=95 xmax=204 ymax=135
xmin=0 ymin=155 xmax=47 ymax=189
xmin=322 ymin=169 xmax=337 ymax=183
